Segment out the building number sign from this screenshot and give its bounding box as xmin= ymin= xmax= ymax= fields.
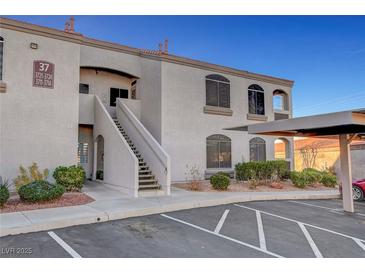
xmin=33 ymin=60 xmax=55 ymax=89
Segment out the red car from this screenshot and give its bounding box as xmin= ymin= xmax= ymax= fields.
xmin=339 ymin=178 xmax=365 ymax=201
xmin=352 ymin=178 xmax=365 ymax=201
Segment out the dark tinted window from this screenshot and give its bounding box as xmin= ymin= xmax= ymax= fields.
xmin=206 ymin=80 xmax=219 ymax=106
xmin=110 ymin=88 xmax=129 ymax=106
xmin=110 ymin=88 xmax=119 ymax=106
xmin=206 ymin=74 xmax=230 ymax=108
xmin=79 ymin=83 xmax=89 ymax=94
xmin=206 ymin=134 xmax=231 ymax=168
xmin=248 ymin=84 xmax=265 ymax=115
xmin=249 ymin=137 xmax=266 ymax=161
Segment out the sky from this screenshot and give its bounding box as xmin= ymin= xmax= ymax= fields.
xmin=5 ymin=15 xmax=365 ymax=117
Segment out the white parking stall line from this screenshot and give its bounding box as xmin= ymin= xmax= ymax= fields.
xmin=256 ymin=211 xmax=267 ymax=251
xmin=161 ymin=214 xmax=284 ymax=258
xmin=354 ymin=239 xmax=365 ymax=251
xmin=214 ymin=209 xmax=230 ymax=234
xmin=298 ymin=222 xmax=323 ymax=258
xmin=48 ymin=231 xmax=82 ymax=258
xmin=288 ymin=200 xmax=342 ymax=212
xmin=288 ymin=200 xmax=365 ymax=217
xmin=234 ymin=204 xmax=365 ymax=243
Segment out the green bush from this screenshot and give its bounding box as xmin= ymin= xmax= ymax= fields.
xmin=235 ymin=160 xmax=290 ymax=183
xmin=53 ymin=165 xmax=86 ymax=191
xmin=302 ymin=169 xmax=322 ymax=186
xmin=0 ymin=176 xmax=10 ymax=207
xmin=320 ymin=172 xmax=337 ymax=188
xmin=18 ymin=180 xmax=64 ymax=202
xmin=289 ymin=171 xmax=309 ymax=188
xmin=216 ymin=171 xmax=231 ymax=178
xmin=210 ymin=174 xmax=230 ymax=190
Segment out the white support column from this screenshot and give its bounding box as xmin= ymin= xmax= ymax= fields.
xmin=92 ymin=140 xmax=97 ymax=181
xmin=339 ymin=134 xmax=354 ymax=213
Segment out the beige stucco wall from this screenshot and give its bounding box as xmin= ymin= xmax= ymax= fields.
xmin=80 ymin=68 xmax=133 ymax=118
xmin=80 ymin=45 xmax=141 ymax=78
xmin=160 ymin=61 xmax=293 ymax=181
xmin=138 ymin=58 xmax=163 ymax=143
xmin=0 ymin=27 xmax=80 ymax=181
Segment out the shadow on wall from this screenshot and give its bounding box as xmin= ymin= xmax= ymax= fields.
xmin=333 ymin=145 xmax=365 ymax=180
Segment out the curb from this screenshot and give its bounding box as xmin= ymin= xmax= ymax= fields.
xmin=0 ymin=192 xmax=340 ymax=237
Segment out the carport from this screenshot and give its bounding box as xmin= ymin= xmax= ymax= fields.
xmin=228 ymin=109 xmax=365 ymax=213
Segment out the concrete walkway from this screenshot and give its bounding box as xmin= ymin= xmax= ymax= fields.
xmin=0 ymin=181 xmax=340 ymax=237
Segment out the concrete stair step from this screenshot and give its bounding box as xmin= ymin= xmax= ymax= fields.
xmin=139 ymin=174 xmax=155 ymax=179
xmin=138 ymin=184 xmax=161 ymax=190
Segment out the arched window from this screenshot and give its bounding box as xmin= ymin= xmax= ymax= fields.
xmin=207 ymin=134 xmax=231 ymax=168
xmin=248 ymin=84 xmax=265 ymax=115
xmin=249 ymin=137 xmax=266 ymax=161
xmin=206 ymin=74 xmax=230 ymax=108
xmin=273 ymin=90 xmax=288 ymax=111
xmin=0 ymin=36 xmax=3 ymax=81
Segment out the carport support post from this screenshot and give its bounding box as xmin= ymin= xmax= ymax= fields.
xmin=339 ymin=134 xmax=354 ymax=213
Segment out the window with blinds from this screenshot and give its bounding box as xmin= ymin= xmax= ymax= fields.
xmin=0 ymin=36 xmax=3 ymax=81
xmin=248 ymin=84 xmax=265 ymax=115
xmin=206 ymin=74 xmax=230 ymax=108
xmin=207 ymin=134 xmax=232 ymax=168
xmin=77 ymin=143 xmax=88 ymax=164
xmin=249 ymin=137 xmax=266 ymax=161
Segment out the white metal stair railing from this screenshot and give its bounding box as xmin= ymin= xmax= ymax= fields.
xmin=113 ymin=118 xmax=161 ymax=191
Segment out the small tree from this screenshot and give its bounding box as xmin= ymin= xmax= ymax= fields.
xmin=299 ymin=141 xmax=326 ymax=169
xmin=184 ymin=164 xmax=203 ymax=191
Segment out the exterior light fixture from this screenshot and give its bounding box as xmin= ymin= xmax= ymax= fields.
xmin=30 ymin=42 xmax=38 ymax=49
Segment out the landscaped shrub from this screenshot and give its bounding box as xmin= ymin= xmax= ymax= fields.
xmin=0 ymin=176 xmax=10 ymax=207
xmin=53 ymin=165 xmax=86 ymax=191
xmin=210 ymin=174 xmax=230 ymax=190
xmin=319 ymin=172 xmax=337 ymax=188
xmin=18 ymin=180 xmax=65 ymax=202
xmin=13 ymin=163 xmax=49 ymax=191
xmin=289 ymin=171 xmax=310 ymax=188
xmin=96 ymin=170 xmax=104 ymax=180
xmin=216 ymin=171 xmax=231 ymax=178
xmin=301 ymin=168 xmax=322 ymax=186
xmin=235 ymin=160 xmax=290 ymax=183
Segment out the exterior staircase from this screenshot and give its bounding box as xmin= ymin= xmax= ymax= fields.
xmin=113 ymin=118 xmax=161 ymax=191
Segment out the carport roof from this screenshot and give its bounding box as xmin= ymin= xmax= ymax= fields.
xmin=226 ymin=108 xmax=365 ymax=140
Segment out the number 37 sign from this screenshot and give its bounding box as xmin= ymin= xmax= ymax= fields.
xmin=33 ymin=60 xmax=55 ymax=89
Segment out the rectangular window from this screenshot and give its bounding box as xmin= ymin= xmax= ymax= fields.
xmin=257 ymin=91 xmax=265 ymax=115
xmin=219 ymin=82 xmax=230 ymax=108
xmin=206 ymin=80 xmax=219 ymax=107
xmin=249 ymin=90 xmax=265 ymax=115
xmin=206 ymin=79 xmax=230 ymax=108
xmin=110 ymin=88 xmax=129 ymax=106
xmin=79 ymin=83 xmax=89 ymax=94
xmin=207 ymin=139 xmax=219 ymax=168
xmin=77 ymin=143 xmax=88 ymax=164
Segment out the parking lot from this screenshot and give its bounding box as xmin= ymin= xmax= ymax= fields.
xmin=1 ymin=199 xmax=364 ymax=258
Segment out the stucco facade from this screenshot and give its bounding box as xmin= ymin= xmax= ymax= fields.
xmin=0 ymin=17 xmax=294 ymax=195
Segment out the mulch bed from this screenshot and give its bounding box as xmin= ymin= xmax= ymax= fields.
xmin=0 ymin=192 xmax=95 ymax=214
xmin=173 ymin=180 xmax=336 ymax=192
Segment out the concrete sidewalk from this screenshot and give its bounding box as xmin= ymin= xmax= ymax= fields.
xmin=0 ymin=181 xmax=340 ymax=237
